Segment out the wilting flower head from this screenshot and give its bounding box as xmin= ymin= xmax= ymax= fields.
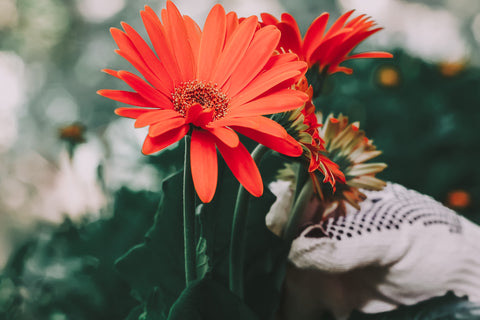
xmin=261 ymin=10 xmax=393 ymax=75
xmin=272 ymin=77 xmax=344 ymax=193
xmin=98 ymin=1 xmax=309 ymax=203
xmin=317 ymin=114 xmax=387 ymax=216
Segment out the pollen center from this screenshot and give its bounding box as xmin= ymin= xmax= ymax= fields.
xmin=172 ymin=80 xmax=229 ymax=120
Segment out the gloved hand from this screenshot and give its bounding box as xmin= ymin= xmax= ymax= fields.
xmin=277 ymin=183 xmax=480 ymax=320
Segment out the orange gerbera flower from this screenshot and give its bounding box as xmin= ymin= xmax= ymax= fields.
xmin=98 ymin=2 xmax=308 ymax=203
xmin=261 ymin=10 xmax=393 ymax=74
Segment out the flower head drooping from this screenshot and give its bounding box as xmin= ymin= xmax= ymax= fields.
xmin=316 ymin=113 xmax=387 ymax=218
xmin=272 ymin=77 xmax=344 ymax=194
xmin=261 ymin=10 xmax=393 ymax=75
xmin=98 ymin=2 xmax=309 ymax=203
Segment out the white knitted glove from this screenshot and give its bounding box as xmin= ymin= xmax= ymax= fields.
xmin=279 ymin=183 xmax=480 ymax=320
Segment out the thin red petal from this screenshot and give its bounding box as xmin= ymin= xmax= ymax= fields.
xmin=141 ymin=125 xmax=189 ymax=154
xmin=325 ymin=10 xmax=354 ymax=38
xmin=114 ymin=107 xmax=152 ymax=119
xmin=229 ymin=117 xmax=302 ymax=157
xmin=185 ymin=103 xmax=214 ymax=127
xmin=346 ymin=51 xmax=393 ymax=60
xmin=111 ymin=28 xmax=171 ymax=95
xmin=231 ymin=60 xmax=306 ymax=106
xmin=120 ymin=22 xmax=174 ymax=93
xmin=165 ymin=1 xmax=195 ymax=81
xmin=102 ymin=69 xmax=121 ymax=78
xmin=230 ymin=89 xmax=308 ymax=117
xmin=215 ymin=139 xmax=263 ymax=197
xmin=97 ymin=89 xmax=159 ymax=108
xmin=141 ymin=6 xmax=182 ymax=84
xmin=197 ymin=4 xmax=226 ymax=81
xmin=275 ymin=21 xmax=303 ymax=57
xmin=183 ymin=15 xmax=202 ymax=66
xmin=260 ymin=13 xmax=278 ymax=25
xmin=213 ymin=16 xmax=258 ymax=88
xmin=135 ymin=109 xmax=181 ymax=128
xmin=303 ymin=13 xmax=329 ymax=61
xmin=225 ymin=11 xmax=239 ymax=42
xmin=226 ymin=25 xmax=280 ymax=97
xmin=190 ymin=129 xmax=218 ymax=203
xmin=118 ymin=71 xmax=173 ymax=108
xmin=206 ymin=126 xmax=239 ymax=148
xmin=149 ymin=117 xmax=186 ymax=136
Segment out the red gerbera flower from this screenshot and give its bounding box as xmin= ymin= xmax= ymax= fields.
xmin=261 ymin=10 xmax=393 ymax=74
xmin=98 ymin=1 xmax=308 ymax=203
xmin=274 ymin=77 xmax=345 ymax=193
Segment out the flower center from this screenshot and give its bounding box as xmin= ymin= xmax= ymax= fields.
xmin=172 ymin=80 xmax=229 ymax=120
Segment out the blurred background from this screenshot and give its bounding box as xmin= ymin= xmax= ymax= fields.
xmin=0 ymin=0 xmax=479 ymax=318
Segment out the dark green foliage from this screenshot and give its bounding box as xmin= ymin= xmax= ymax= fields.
xmin=0 ymin=188 xmax=158 ymax=320
xmin=168 ymin=279 xmax=259 ymax=320
xmin=116 ymin=141 xmax=293 ymax=319
xmin=316 ymin=51 xmax=480 ymax=222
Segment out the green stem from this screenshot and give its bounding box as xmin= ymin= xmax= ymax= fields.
xmin=292 ymin=164 xmax=310 ymax=204
xmin=229 ymin=144 xmax=269 ymax=298
xmin=183 ymin=135 xmax=196 ymax=286
xmin=283 ymin=178 xmax=314 ymax=243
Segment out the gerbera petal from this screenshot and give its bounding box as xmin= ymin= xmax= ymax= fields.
xmin=97 ymin=89 xmax=159 ymax=108
xmin=226 ymin=25 xmax=280 ymax=97
xmin=114 ymin=107 xmax=152 ymax=119
xmin=120 ymin=22 xmax=174 ymax=93
xmin=329 ymin=66 xmax=353 ymax=75
xmin=118 ymin=70 xmax=173 ymax=108
xmin=260 ymin=13 xmax=278 ymax=25
xmin=135 ymin=109 xmax=181 ymax=128
xmin=141 ymin=6 xmax=182 ymax=84
xmin=190 ymin=129 xmax=218 ymax=203
xmin=111 ymin=28 xmax=171 ymax=95
xmin=229 ymin=117 xmax=303 ymax=157
xmin=102 ymin=69 xmax=121 ymax=78
xmin=231 ymin=69 xmax=306 ymax=112
xmin=324 ymin=10 xmax=354 ymax=38
xmin=185 ymin=103 xmax=214 ymax=127
xmin=142 ymin=125 xmax=189 ymax=155
xmin=275 ymin=21 xmax=303 ymax=58
xmin=346 ymin=51 xmax=394 ymax=60
xmin=213 ymin=15 xmax=258 ymax=88
xmin=148 ymin=117 xmax=186 ymax=136
xmin=164 ymin=1 xmax=195 ymax=81
xmin=206 ymin=126 xmax=239 ymax=148
xmin=197 ymin=4 xmax=226 ymax=81
xmin=215 ymin=139 xmax=263 ymax=197
xmin=230 ymin=61 xmax=307 ymax=107
xmin=326 ymin=28 xmax=384 ymax=67
xmin=308 ymin=29 xmax=353 ymax=68
xmin=225 ymin=11 xmax=239 ymax=42
xmin=183 ymin=15 xmax=202 ymax=66
xmin=303 ymin=12 xmax=329 ymax=60
xmin=229 ymin=89 xmax=308 ymax=117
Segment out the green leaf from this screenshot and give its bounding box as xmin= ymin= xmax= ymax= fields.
xmin=167 ymin=279 xmax=259 ymax=320
xmin=115 ymin=171 xmax=186 ymax=320
xmin=195 ymin=236 xmax=210 ymax=280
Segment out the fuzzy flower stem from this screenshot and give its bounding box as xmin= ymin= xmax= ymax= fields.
xmin=183 ymin=134 xmax=196 ymax=286
xmin=283 ymin=178 xmax=314 ymax=243
xmin=229 ymin=144 xmax=269 ymax=299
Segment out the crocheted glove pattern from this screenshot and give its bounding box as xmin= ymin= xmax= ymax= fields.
xmin=281 ymin=183 xmax=480 ymax=320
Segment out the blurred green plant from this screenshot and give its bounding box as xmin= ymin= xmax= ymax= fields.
xmin=317 ymin=51 xmax=480 ymax=222
xmin=0 ymin=187 xmax=158 ymax=320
